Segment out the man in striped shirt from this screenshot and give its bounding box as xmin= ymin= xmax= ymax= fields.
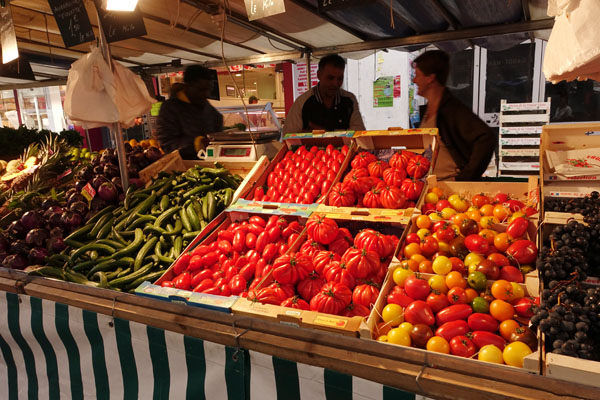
xmin=283 ymin=54 xmax=365 ymax=134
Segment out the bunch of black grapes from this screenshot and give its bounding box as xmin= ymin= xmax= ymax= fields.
xmin=544 ymin=191 xmax=600 ymax=217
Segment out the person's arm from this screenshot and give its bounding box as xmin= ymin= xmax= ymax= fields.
xmin=348 ymin=93 xmax=366 ymax=131
xmin=202 ymin=103 xmax=224 ymax=134
xmin=156 ymin=101 xmax=188 ymax=153
xmin=453 ymin=111 xmax=496 ymax=181
xmin=283 ymin=96 xmax=305 ymax=134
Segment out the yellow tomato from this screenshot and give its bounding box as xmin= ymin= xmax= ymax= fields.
xmin=429 ymin=274 xmax=448 ymax=294
xmin=398 ymin=322 xmax=414 ymax=333
xmin=479 ymin=345 xmax=504 ymax=364
xmin=377 ymin=335 xmax=388 ymax=342
xmin=448 ymin=194 xmax=469 ymax=212
xmin=464 ymin=252 xmax=483 ymax=267
xmin=450 ymin=213 xmax=469 ymax=227
xmin=432 ymin=255 xmax=452 ymax=275
xmin=467 ymin=205 xmax=480 ymax=212
xmin=509 ymin=282 xmax=525 ymax=302
xmin=480 ymin=216 xmax=500 ymax=229
xmin=429 ymin=213 xmax=444 ymax=222
xmin=387 ymin=328 xmax=411 ymax=346
xmin=493 ymin=204 xmax=510 ymax=222
xmin=426 ymin=336 xmax=450 ymax=354
xmin=416 ymin=215 xmax=432 ymax=229
xmin=478 ymin=229 xmax=496 ymax=245
xmin=450 ymin=224 xmax=461 ymax=236
xmin=503 ymin=342 xmax=532 ymax=368
xmin=382 ymin=304 xmax=404 ymax=326
xmin=424 ymin=192 xmax=439 ymax=204
xmin=441 ymin=207 xmax=457 ymax=220
xmin=430 ymin=187 xmax=444 ymax=197
xmin=403 ymin=243 xmax=421 ymax=258
xmin=410 ymin=254 xmax=426 ymax=264
xmin=393 ymin=267 xmax=414 ymax=287
xmin=508 ymin=211 xmax=526 ymax=222
xmin=466 ymin=209 xmax=482 ymax=222
xmin=417 ymin=228 xmax=431 ymax=240
xmin=437 ymin=241 xmax=450 ymax=253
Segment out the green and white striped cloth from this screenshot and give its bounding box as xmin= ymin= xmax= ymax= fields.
xmin=0 ymin=292 xmax=425 ymax=399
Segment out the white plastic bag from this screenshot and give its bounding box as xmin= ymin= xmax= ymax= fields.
xmin=543 ymin=0 xmax=600 ymax=83
xmin=64 ymin=47 xmax=119 ymax=128
xmin=113 ymin=62 xmax=156 ymax=128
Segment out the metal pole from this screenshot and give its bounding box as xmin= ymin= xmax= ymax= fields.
xmin=94 ymin=3 xmax=129 ymax=192
xmin=84 ymin=129 xmax=92 ymax=150
xmin=305 ymin=52 xmax=311 ymax=89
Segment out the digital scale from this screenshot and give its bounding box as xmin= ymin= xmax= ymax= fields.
xmin=198 ymin=102 xmax=283 ymax=162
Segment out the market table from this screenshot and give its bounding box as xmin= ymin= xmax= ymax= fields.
xmin=0 ymin=269 xmax=596 ymax=400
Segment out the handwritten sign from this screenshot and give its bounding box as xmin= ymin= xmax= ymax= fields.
xmin=244 ymin=0 xmax=285 ymax=21
xmin=318 ymin=0 xmax=375 ymax=12
xmin=48 ymin=0 xmax=95 ymax=48
xmin=93 ymin=0 xmax=147 ymax=43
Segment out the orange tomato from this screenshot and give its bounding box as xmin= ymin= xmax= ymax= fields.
xmin=450 ymin=213 xmax=469 ymax=227
xmin=445 ymin=271 xmax=467 ymax=289
xmin=376 ymin=321 xmax=393 ymax=337
xmin=416 ymin=215 xmax=432 ymax=229
xmin=472 ymin=193 xmax=491 ymax=208
xmin=499 ymin=320 xmax=520 ymax=341
xmin=418 ymin=260 xmax=434 ymax=274
xmin=478 ymin=229 xmax=496 ymax=245
xmin=465 ymin=288 xmax=478 ymax=303
xmin=493 ymin=233 xmax=512 ymax=252
xmin=490 ymin=299 xmax=515 ymax=321
xmin=480 ymin=204 xmax=494 ymax=217
xmin=491 ymin=280 xmax=514 ymax=301
xmin=480 ymin=216 xmax=500 ymax=229
xmin=410 ymin=254 xmax=427 ymax=264
xmin=403 ymin=243 xmax=422 ymax=258
xmin=493 ymin=204 xmax=509 ymax=222
xmin=427 ymin=336 xmax=450 ymax=354
xmin=401 ymin=259 xmax=419 ymax=272
xmin=466 ymin=209 xmax=482 ymax=222
xmin=430 ymin=187 xmax=444 ymax=197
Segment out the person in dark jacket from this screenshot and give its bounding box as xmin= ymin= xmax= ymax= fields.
xmin=157 ymin=66 xmax=223 ymax=159
xmin=413 ymin=50 xmax=496 ymax=181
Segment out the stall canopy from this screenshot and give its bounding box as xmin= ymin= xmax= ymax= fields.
xmin=2 ymin=0 xmax=554 ymax=87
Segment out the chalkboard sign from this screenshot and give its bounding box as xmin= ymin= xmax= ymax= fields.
xmin=244 ymin=0 xmax=286 ymax=21
xmin=93 ymin=0 xmax=147 ymax=43
xmin=48 ymin=0 xmax=95 ymax=48
xmin=318 ymin=0 xmax=375 ymax=12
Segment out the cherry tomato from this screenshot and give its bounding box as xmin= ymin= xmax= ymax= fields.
xmin=426 ymin=336 xmax=450 ymax=354
xmin=450 ymin=336 xmax=477 ymax=358
xmin=503 ymin=342 xmax=532 ymax=367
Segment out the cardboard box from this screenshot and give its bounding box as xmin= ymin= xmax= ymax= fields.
xmin=135 ymin=281 xmax=238 ymax=312
xmin=230 ymin=211 xmax=408 ymax=337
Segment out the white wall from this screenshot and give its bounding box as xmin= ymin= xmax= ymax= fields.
xmin=345 ymin=50 xmax=412 ymax=130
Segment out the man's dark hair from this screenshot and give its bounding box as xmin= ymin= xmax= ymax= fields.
xmin=184 ymin=65 xmax=214 ymax=84
xmin=413 ymin=50 xmax=450 ymax=86
xmin=318 ymin=54 xmax=346 ymax=71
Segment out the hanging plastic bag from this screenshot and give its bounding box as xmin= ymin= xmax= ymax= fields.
xmin=64 ymin=47 xmax=119 ymax=128
xmin=543 ymin=0 xmax=600 ymax=83
xmin=113 ymin=62 xmax=156 ymax=128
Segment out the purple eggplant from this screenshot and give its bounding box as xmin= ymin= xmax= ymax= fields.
xmin=2 ymin=254 xmax=27 ymax=270
xmin=92 ymin=175 xmax=109 ymax=190
xmin=89 ymin=197 xmax=107 ymax=211
xmin=67 ymin=193 xmax=86 ymax=206
xmin=28 ymin=247 xmax=49 ymax=265
xmin=7 ymin=220 xmax=26 ymax=239
xmin=103 ymin=163 xmax=120 ymax=179
xmin=98 ymin=182 xmax=118 ymax=202
xmin=10 ymin=240 xmax=31 ymax=257
xmin=0 ymin=235 xmax=8 ymax=253
xmin=25 ymin=229 xmax=49 ymax=247
xmin=47 ymin=236 xmax=66 ymax=253
xmin=61 ymin=211 xmax=82 ymax=230
xmin=21 ymin=211 xmax=44 ymax=230
xmin=70 ymin=201 xmax=88 ymax=215
xmin=144 ymin=147 xmax=163 ymax=163
xmin=41 ymin=198 xmax=59 ymax=210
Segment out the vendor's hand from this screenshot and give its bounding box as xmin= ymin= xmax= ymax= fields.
xmin=194 ymin=136 xmax=207 ymax=152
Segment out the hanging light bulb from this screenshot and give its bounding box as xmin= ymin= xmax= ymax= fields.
xmin=105 ymin=0 xmax=139 ymax=11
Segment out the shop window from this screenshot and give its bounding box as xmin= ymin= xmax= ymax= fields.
xmin=484 ymin=43 xmax=535 ymax=114
xmin=545 ymin=80 xmax=600 ymax=122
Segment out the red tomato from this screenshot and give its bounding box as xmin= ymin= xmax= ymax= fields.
xmin=328 ymin=182 xmax=357 ymax=207
xmin=239 ymin=263 xmax=256 ymax=282
xmin=173 ymin=253 xmax=191 ymax=275
xmin=401 ymin=179 xmax=425 ymax=201
xmin=306 ymin=214 xmax=339 ymax=245
xmin=191 ymin=269 xmax=213 ymax=288
xmin=351 ymin=152 xmax=377 ymax=169
xmin=435 ymin=320 xmax=469 ymax=341
xmin=387 ymin=287 xmax=414 ymax=307
xmin=309 ymin=282 xmax=352 ymax=315
xmin=324 ymin=261 xmax=356 ymax=289
xmin=192 ymin=278 xmax=213 ymax=293
xmin=296 ymin=273 xmax=326 ymax=301
xmin=341 ymin=247 xmax=380 ymax=279
xmin=352 ymin=284 xmax=380 ymax=308
xmin=404 ymin=300 xmax=435 ymax=326
xmin=447 ymin=287 xmax=468 ymax=305
xmin=470 ymin=331 xmax=506 ymax=350
xmin=161 ymin=281 xmax=174 ymax=288
xmin=404 ymin=276 xmax=431 ymax=300
xmin=506 ymin=217 xmax=529 ymax=239
xmin=467 ymin=313 xmax=499 ymax=332
xmin=379 ymin=185 xmax=407 ymax=209
xmin=328 ymin=228 xmax=353 ymax=256
xmin=247 ymin=287 xmax=281 ymax=305
xmin=354 ymin=229 xmax=395 ymax=259
xmin=514 ymin=297 xmax=536 ymax=318
xmin=450 ymin=336 xmax=477 ymax=358
xmin=500 ymin=265 xmax=524 ymax=283
xmin=272 ymin=253 xmax=313 ymax=285
xmin=464 ymin=234 xmax=490 ymax=255
xmin=426 ymin=292 xmax=450 ymax=313
xmin=232 ymin=231 xmax=246 ymax=252
xmin=280 ymin=296 xmax=310 ymax=310
xmin=406 ymin=155 xmax=430 ymax=179
xmin=487 ymin=253 xmax=510 ymax=267
xmin=419 ymin=236 xmax=439 ymax=257
xmin=261 ymin=243 xmax=277 ymax=263
xmin=506 ymin=240 xmax=538 ymax=265
xmin=382 ymin=167 xmax=407 ymax=187
xmin=494 ymin=193 xmax=509 ymax=204
xmin=436 ymin=304 xmax=473 ymax=326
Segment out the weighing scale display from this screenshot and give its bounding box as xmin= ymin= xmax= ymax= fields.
xmin=220 ymin=147 xmax=251 ymax=157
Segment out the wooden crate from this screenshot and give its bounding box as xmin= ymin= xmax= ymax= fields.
xmin=139 ymin=150 xmax=187 ymax=182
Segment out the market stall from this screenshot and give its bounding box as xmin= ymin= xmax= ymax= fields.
xmin=1 ymin=0 xmax=600 ymax=399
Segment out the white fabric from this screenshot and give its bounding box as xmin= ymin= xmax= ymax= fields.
xmin=543 ymin=0 xmax=600 ymax=83
xmin=64 ymin=48 xmax=155 ymax=129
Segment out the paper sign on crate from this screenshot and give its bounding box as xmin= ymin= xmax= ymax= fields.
xmin=282 ymin=131 xmax=355 ymax=141
xmin=315 ymin=205 xmax=415 ymax=224
xmin=135 ymin=282 xmax=238 ymax=312
xmin=228 ymin=199 xmax=317 ymax=217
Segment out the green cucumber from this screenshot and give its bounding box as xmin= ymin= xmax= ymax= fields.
xmin=134 ymin=237 xmax=158 ymax=272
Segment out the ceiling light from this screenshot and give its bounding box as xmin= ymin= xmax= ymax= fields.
xmin=2 ymin=39 xmax=18 ymax=64
xmin=105 ymin=0 xmax=138 ymax=11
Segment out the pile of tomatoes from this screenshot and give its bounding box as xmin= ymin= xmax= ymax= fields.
xmin=251 ymin=144 xmax=348 ymax=204
xmin=378 ymin=267 xmax=538 ymax=367
xmin=160 ymin=215 xmax=304 ymax=295
xmin=327 ymin=150 xmax=429 ymax=209
xmin=246 ymin=214 xmax=400 ymax=317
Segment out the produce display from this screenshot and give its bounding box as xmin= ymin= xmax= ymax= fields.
xmin=250 ymin=144 xmax=348 ymax=204
xmin=531 ymin=192 xmax=600 ymax=360
xmin=327 ymin=150 xmax=428 ymax=209
xmin=25 ymin=164 xmax=242 ymax=292
xmin=160 ymin=214 xmax=305 ymax=296
xmin=245 ymin=215 xmax=400 ymax=317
